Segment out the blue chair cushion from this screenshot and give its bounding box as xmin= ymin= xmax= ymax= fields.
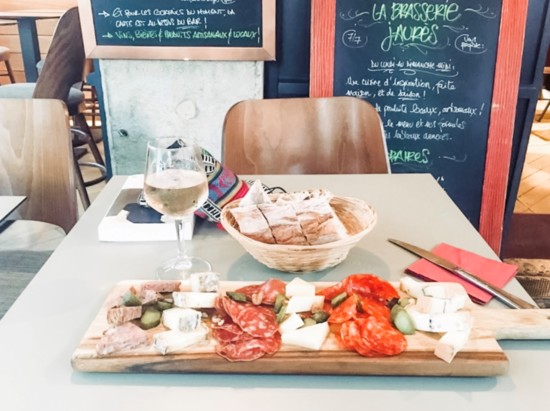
xmin=0 ymin=83 xmax=84 ymax=115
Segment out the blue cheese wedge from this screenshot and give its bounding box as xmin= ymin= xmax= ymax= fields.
xmin=405 ymin=305 xmax=472 ymax=333
xmin=286 ymin=295 xmax=324 ymax=313
xmin=162 ymin=307 xmax=202 ymax=332
xmin=400 ymin=277 xmax=470 ymax=314
xmin=153 ymin=324 xmax=209 ymax=355
xmin=173 ymin=291 xmax=218 ymax=308
xmin=281 ymin=322 xmax=330 ymax=350
xmin=189 ymin=271 xmax=220 ymax=292
xmin=285 ymin=277 xmax=316 ymax=297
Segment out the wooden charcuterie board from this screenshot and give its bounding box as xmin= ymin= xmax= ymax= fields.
xmin=71 ymin=281 xmax=550 ymax=377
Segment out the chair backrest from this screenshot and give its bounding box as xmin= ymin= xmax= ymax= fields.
xmin=32 ymin=7 xmax=85 ymax=101
xmin=0 ymin=99 xmax=78 ymax=233
xmin=222 ymin=96 xmax=390 ymax=174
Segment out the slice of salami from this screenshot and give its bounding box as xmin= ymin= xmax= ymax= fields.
xmin=356 ymin=296 xmax=391 ymax=322
xmin=317 ymin=282 xmax=346 ymax=301
xmin=343 ymin=274 xmax=398 ymax=302
xmin=328 ymin=295 xmax=358 ymax=324
xmin=211 ymin=321 xmax=247 ymax=343
xmin=360 ymin=316 xmax=407 ymax=356
xmin=337 ymin=321 xmax=356 ymax=351
xmin=235 ymin=279 xmax=286 ymax=305
xmin=236 ymin=305 xmax=278 ymax=338
xmin=347 ymin=319 xmax=377 ymax=357
xmin=221 ymin=296 xmax=246 ymax=322
xmin=215 ymin=334 xmax=282 ymax=362
xmin=216 ymin=340 xmax=265 ymax=362
xmin=258 ymin=278 xmax=286 ymax=305
xmin=258 ymin=333 xmax=282 ymax=355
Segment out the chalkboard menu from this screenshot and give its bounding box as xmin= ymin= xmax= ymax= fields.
xmin=78 ymin=0 xmax=276 ymax=60
xmin=330 ymin=0 xmax=502 ymax=227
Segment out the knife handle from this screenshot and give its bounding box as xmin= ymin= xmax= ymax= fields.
xmin=454 ymin=268 xmax=537 ymax=309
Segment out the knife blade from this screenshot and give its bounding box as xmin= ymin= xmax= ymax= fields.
xmin=388 ymin=238 xmax=537 ymax=309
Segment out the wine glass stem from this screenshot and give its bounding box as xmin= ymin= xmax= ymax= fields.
xmin=174 ymin=219 xmax=192 ymax=268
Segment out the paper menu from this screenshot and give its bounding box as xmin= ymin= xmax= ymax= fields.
xmin=97 ymin=175 xmax=193 ymax=242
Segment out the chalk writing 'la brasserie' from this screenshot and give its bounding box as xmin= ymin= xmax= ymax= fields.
xmin=371 ymin=2 xmax=461 ymax=51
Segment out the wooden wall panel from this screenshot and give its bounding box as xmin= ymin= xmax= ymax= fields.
xmin=0 ymin=1 xmax=74 ymax=81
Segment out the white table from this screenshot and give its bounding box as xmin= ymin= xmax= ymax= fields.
xmin=0 ymin=195 xmax=25 ymax=222
xmin=0 ymin=174 xmax=548 ymax=411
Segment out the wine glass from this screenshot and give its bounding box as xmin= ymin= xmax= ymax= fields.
xmin=143 ymin=137 xmax=211 ymax=280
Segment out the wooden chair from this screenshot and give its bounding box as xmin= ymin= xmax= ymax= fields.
xmin=0 ymin=7 xmax=106 ymax=208
xmin=222 ymin=96 xmax=390 ymax=174
xmin=0 ymin=46 xmax=16 ymax=84
xmin=0 ymin=99 xmax=78 ymax=234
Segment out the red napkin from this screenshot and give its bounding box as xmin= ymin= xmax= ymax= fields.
xmin=405 ymin=243 xmax=518 ymax=304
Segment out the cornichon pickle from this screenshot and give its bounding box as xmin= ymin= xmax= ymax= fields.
xmin=331 ymin=291 xmax=348 ymax=308
xmin=391 ymin=305 xmax=415 ymax=335
xmin=122 ymin=290 xmax=141 ymax=307
xmin=156 ymin=300 xmax=173 ymax=311
xmin=276 ymin=304 xmax=288 ymax=323
xmin=302 ymin=317 xmax=317 ymax=327
xmin=140 ymin=307 xmax=161 ymax=330
xmin=311 ymin=311 xmax=329 ymax=323
xmin=273 ymin=294 xmax=287 ymax=313
xmin=226 ymin=291 xmax=248 ymax=303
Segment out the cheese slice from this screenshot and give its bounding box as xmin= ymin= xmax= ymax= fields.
xmin=279 ymin=313 xmax=304 ymax=334
xmin=434 ymin=325 xmax=472 ymax=363
xmin=173 ymin=291 xmax=218 ymax=308
xmin=400 ymin=277 xmax=470 ymax=314
xmin=153 ymin=325 xmax=208 ymax=355
xmin=285 ymin=277 xmax=316 ymax=297
xmin=405 ymin=305 xmax=472 ymax=333
xmin=189 ymin=271 xmax=220 ymax=292
xmin=162 ymin=307 xmax=202 ymax=332
xmin=282 ymin=322 xmax=330 ymax=350
xmin=286 ymin=295 xmax=324 ymax=313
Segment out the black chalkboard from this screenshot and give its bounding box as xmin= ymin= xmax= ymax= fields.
xmin=90 ymin=0 xmax=262 ymax=47
xmin=331 ymin=0 xmax=502 ymax=227
xmin=78 ymin=0 xmax=275 ymax=60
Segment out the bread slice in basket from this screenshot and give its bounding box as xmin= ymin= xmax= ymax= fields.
xmin=228 ymin=184 xmax=348 ymax=246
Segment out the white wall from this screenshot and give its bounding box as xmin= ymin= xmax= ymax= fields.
xmin=99 ymin=60 xmax=263 ymax=175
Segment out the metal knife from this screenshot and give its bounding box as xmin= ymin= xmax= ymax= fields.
xmin=388 ymin=238 xmax=537 ymax=309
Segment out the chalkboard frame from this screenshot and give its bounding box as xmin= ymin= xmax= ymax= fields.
xmin=309 ymin=0 xmax=528 ymax=254
xmin=77 ymin=0 xmax=276 ymax=61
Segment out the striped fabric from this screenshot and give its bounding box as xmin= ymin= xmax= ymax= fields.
xmin=195 ymin=148 xmax=249 ymax=224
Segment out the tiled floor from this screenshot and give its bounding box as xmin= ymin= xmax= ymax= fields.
xmin=514 ymin=100 xmax=550 ymax=214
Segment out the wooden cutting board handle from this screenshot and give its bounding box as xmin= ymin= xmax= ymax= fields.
xmin=473 ymin=309 xmax=550 ymax=339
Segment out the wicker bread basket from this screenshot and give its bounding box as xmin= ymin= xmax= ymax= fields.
xmin=220 ymin=195 xmax=377 ymax=273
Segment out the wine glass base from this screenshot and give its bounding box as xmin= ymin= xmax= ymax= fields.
xmin=155 ymin=256 xmax=212 ymax=281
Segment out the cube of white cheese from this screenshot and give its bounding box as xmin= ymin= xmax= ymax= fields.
xmin=399 ymin=277 xmax=427 ymax=299
xmin=415 ymin=295 xmax=465 ymax=314
xmin=286 ymin=295 xmax=324 ymax=313
xmin=405 ymin=305 xmax=472 ymax=333
xmin=434 ymin=326 xmax=472 ymax=363
xmin=189 ymin=271 xmax=220 ymax=293
xmin=173 ymin=291 xmax=218 ymax=308
xmin=162 ymin=307 xmax=202 ymax=332
xmin=153 ymin=324 xmax=208 ymax=355
xmin=285 ymin=277 xmax=316 ymax=297
xmin=282 ymin=322 xmax=330 ymax=350
xmin=279 ymin=313 xmax=304 ymax=334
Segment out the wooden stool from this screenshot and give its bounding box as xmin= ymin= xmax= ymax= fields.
xmin=0 ymin=46 xmax=16 ymax=84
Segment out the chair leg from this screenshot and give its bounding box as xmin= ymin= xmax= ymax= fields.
xmin=72 ymin=113 xmax=105 ymax=166
xmin=74 ymin=155 xmax=91 ymax=209
xmin=538 ymin=99 xmax=550 ymax=122
xmin=4 ymin=59 xmax=15 ymax=83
